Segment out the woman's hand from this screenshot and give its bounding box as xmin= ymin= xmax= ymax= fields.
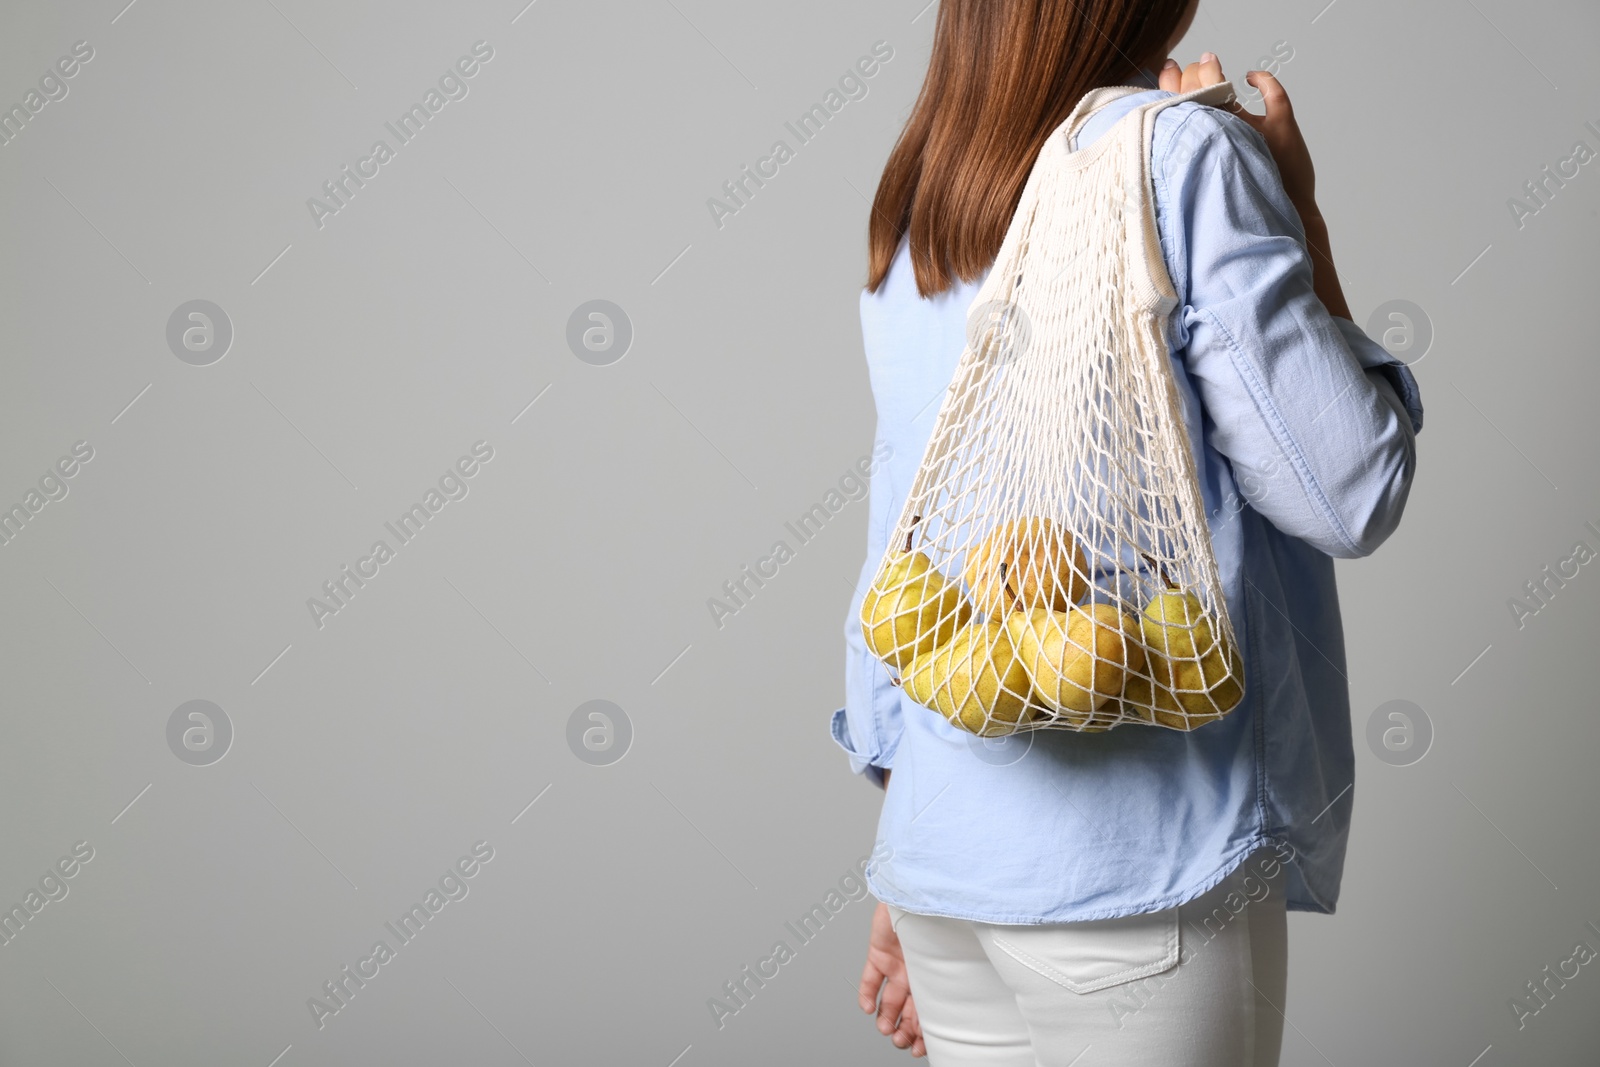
xmin=1157 ymin=51 xmax=1226 ymax=94
xmin=1221 ymin=70 xmax=1349 ymax=315
xmin=861 ymin=770 xmax=923 ymax=1055
xmin=858 ymin=901 xmax=926 ymax=1057
xmin=1226 ymin=70 xmax=1319 ymax=217
xmin=1160 ymin=58 xmax=1323 ymax=234
xmin=1158 ymin=57 xmax=1317 ymax=216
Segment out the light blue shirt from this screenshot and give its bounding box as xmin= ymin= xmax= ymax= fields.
xmin=832 ymin=80 xmax=1424 ymax=923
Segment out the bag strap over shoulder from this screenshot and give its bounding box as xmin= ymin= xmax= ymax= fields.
xmin=967 ymin=80 xmax=1239 ymax=348
xmin=1120 ymin=80 xmax=1237 ymax=311
xmin=1061 ymin=85 xmax=1150 ymax=150
xmin=1059 ymin=79 xmax=1237 ymax=151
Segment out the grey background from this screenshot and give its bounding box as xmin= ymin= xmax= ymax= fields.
xmin=0 ymin=0 xmax=1597 ymax=1064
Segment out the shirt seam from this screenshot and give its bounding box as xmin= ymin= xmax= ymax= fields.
xmin=868 ymin=836 xmax=1281 ymax=925
xmin=1244 ymin=560 xmax=1275 ymax=841
xmin=1149 ymin=103 xmax=1255 ymax=303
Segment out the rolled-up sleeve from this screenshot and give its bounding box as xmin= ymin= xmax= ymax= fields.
xmin=1154 ymin=104 xmax=1423 ymax=559
xmin=834 ymin=443 xmax=903 ymax=789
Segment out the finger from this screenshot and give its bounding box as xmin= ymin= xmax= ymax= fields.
xmin=878 ymin=978 xmax=911 ymax=1035
xmin=900 ymin=995 xmax=922 ymax=1045
xmin=1181 ymin=52 xmax=1224 ymax=93
xmin=892 ymin=996 xmax=919 ymax=1038
xmin=858 ymin=961 xmax=883 ymax=1013
xmin=1227 ymin=75 xmax=1267 ymax=132
xmin=1157 ymin=57 xmax=1181 ymax=94
xmin=1247 ymin=69 xmax=1293 ymax=124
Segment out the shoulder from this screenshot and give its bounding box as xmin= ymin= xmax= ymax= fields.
xmin=1142 ymin=97 xmax=1300 ymax=311
xmin=1150 ymin=98 xmax=1273 ymax=182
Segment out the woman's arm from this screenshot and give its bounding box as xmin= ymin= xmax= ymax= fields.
xmin=1159 ymin=66 xmax=1358 ymax=357
xmin=1155 ymin=77 xmax=1423 ymax=559
xmin=857 ymin=768 xmax=925 ymax=1056
xmin=1228 ymin=71 xmax=1351 ymax=321
xmin=1298 ymin=213 xmax=1350 ymax=322
xmin=859 ymin=897 xmax=924 ymax=1057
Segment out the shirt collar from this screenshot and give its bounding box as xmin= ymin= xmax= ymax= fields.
xmin=1130 ymin=65 xmax=1164 ymax=90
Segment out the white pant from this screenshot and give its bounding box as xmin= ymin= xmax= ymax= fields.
xmin=888 ymin=848 xmax=1289 ymax=1067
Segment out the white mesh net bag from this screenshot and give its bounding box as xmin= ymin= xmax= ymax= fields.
xmin=860 ymin=81 xmax=1245 ymax=738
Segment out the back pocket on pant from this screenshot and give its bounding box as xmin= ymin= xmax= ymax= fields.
xmin=985 ymin=907 xmax=1180 ymax=994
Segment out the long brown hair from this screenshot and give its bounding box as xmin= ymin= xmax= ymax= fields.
xmin=867 ymin=0 xmax=1191 ymax=297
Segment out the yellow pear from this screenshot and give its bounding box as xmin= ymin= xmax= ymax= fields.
xmin=925 ymin=620 xmax=1035 ymax=736
xmin=1116 ymin=656 xmax=1188 ymax=728
xmin=1139 ymin=585 xmax=1248 ymax=726
xmin=1139 ymin=589 xmax=1212 ymax=660
xmin=1164 ymin=641 xmax=1245 ymax=725
xmin=861 ymin=548 xmax=971 ymax=671
xmin=1120 ymin=630 xmax=1241 ymax=729
xmin=901 ymin=645 xmax=941 ymax=709
xmin=1090 ymin=611 xmax=1154 ymax=729
xmin=1052 ymin=701 xmax=1122 ymax=733
xmin=962 ymin=517 xmax=1089 ymax=619
xmin=1006 ymin=603 xmax=1146 ymax=721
